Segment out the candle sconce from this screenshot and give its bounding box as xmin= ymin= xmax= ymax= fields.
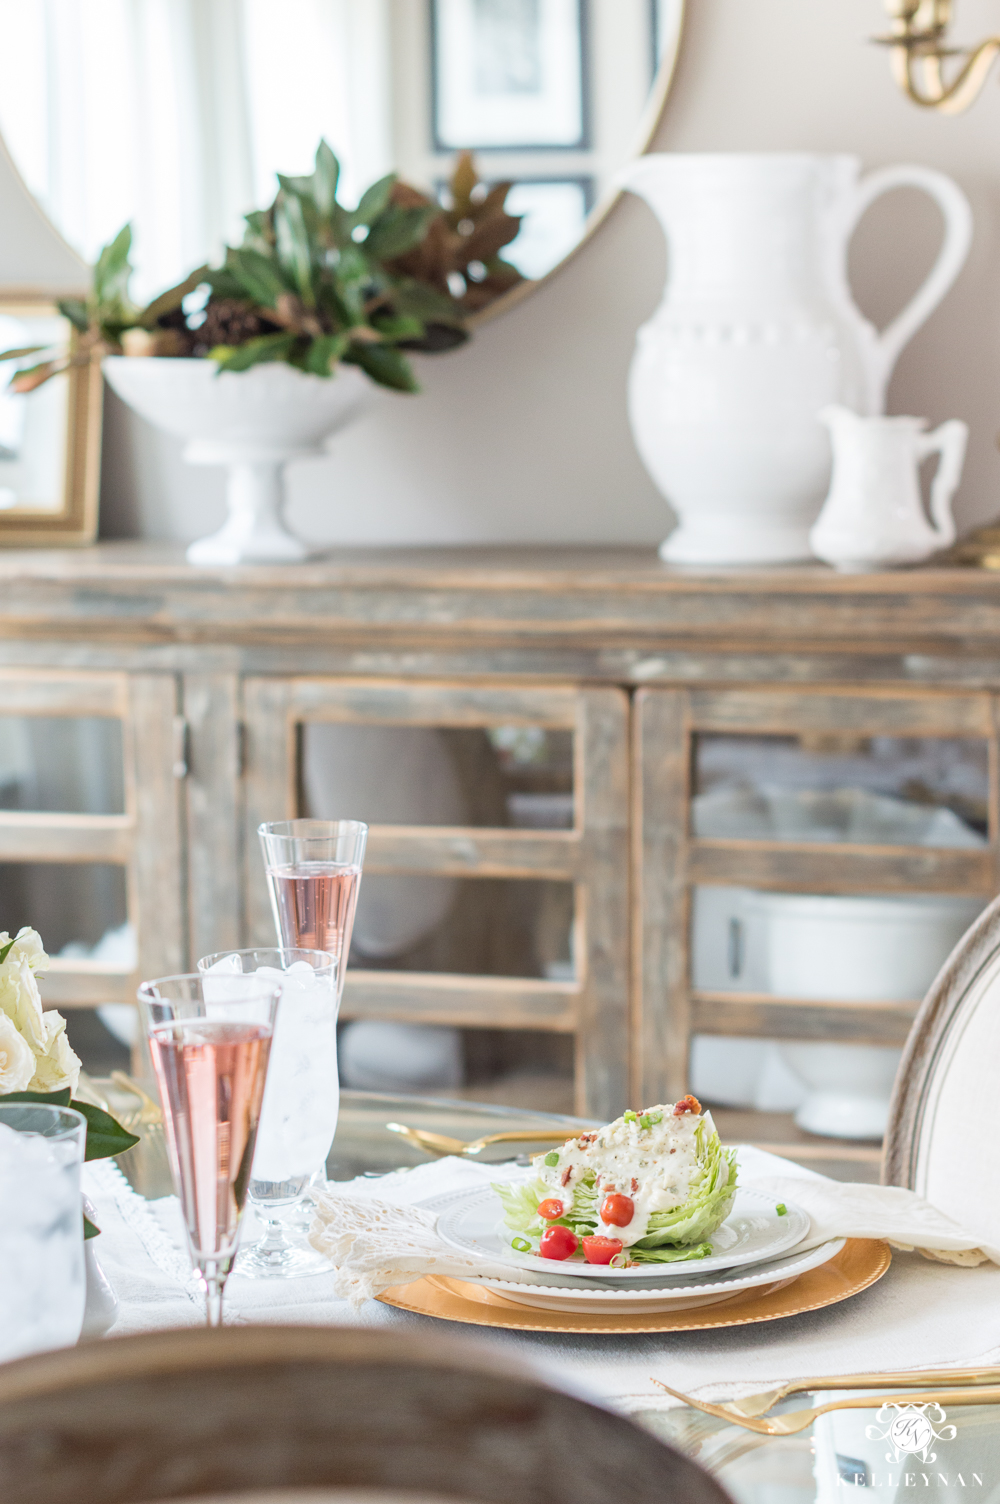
xmin=875 ymin=0 xmax=1000 ymax=112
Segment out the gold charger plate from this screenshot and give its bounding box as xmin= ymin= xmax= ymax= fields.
xmin=378 ymin=1238 xmax=891 ymax=1334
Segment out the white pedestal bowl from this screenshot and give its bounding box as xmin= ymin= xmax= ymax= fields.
xmin=102 ymin=357 xmax=368 ymax=565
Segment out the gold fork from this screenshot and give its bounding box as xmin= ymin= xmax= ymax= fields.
xmin=680 ymin=1365 xmax=1000 ymax=1421
xmin=652 ymin=1383 xmax=1000 ymax=1436
xmin=110 ymin=1071 xmax=163 ymax=1129
xmin=386 ymin=1122 xmax=573 ymax=1157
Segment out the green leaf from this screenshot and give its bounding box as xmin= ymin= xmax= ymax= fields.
xmin=138 ymin=266 xmax=211 ymax=329
xmin=0 ymin=1088 xmax=73 ymax=1107
xmin=0 ymin=344 xmax=50 ymax=362
xmin=364 ymin=205 xmax=440 ymax=262
xmin=0 ymin=938 xmax=13 ymax=964
xmin=92 ymin=223 xmax=134 ymax=306
xmin=69 ymin=1099 xmax=140 ymax=1160
xmin=352 ymin=172 xmax=396 ymax=228
xmin=345 ymin=341 xmax=419 ymax=393
xmin=225 ymin=247 xmax=289 ymax=307
xmin=391 ymin=280 xmax=467 ymax=328
xmin=274 ymin=194 xmax=315 ymax=306
xmin=302 ymin=332 xmax=349 ymax=376
xmin=84 ymin=1214 xmax=100 ymax=1240
xmin=372 ymin=313 xmax=424 ymax=343
xmin=210 ymin=332 xmax=296 ymax=372
xmin=56 ymin=299 xmax=90 ymax=333
xmin=313 ymin=139 xmax=341 ymax=220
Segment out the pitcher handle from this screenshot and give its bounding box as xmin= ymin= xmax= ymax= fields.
xmin=916 ymin=419 xmax=968 ymax=547
xmin=846 ymin=165 xmax=973 ymax=409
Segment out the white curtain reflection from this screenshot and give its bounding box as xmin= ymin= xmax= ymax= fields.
xmin=0 ymin=0 xmax=391 ymax=301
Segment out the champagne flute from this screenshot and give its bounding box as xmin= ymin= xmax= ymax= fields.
xmin=197 ymin=947 xmax=337 ymax=1278
xmin=258 ymin=820 xmax=366 ymax=1227
xmin=138 ymin=972 xmax=279 ymax=1327
xmin=257 ymin=820 xmax=368 ymax=1003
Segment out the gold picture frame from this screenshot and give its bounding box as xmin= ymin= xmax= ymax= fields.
xmin=0 ymin=290 xmax=102 ymax=547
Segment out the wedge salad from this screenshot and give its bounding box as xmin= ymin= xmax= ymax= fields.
xmin=493 ymin=1095 xmax=738 ymax=1267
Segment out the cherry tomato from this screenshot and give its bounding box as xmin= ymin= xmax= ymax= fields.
xmin=582 ymin=1235 xmax=623 ymax=1265
xmin=539 ymin=1226 xmax=579 ymax=1260
xmin=537 ymin=1198 xmax=565 ymax=1220
xmin=601 ymin=1193 xmax=635 ymax=1228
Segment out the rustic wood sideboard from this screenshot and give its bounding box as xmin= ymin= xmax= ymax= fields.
xmin=2 ymin=543 xmax=1000 ymax=1135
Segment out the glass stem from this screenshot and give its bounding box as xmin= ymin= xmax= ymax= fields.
xmin=201 ymin=1261 xmax=227 ymax=1327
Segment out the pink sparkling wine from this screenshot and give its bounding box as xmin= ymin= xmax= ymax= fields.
xmin=149 ymin=1021 xmax=271 ymax=1263
xmin=266 ymin=862 xmax=361 ymax=969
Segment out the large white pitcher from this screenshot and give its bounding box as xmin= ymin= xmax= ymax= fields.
xmin=617 ymin=154 xmax=972 ymax=565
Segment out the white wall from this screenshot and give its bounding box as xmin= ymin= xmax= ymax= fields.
xmin=3 ymin=0 xmax=1000 ymax=547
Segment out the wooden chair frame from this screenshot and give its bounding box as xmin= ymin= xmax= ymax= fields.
xmin=0 ymin=1326 xmax=733 ymax=1504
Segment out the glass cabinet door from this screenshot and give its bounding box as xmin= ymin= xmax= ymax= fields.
xmin=634 ymin=685 xmax=999 ymax=1169
xmin=0 ymin=670 xmax=184 ymax=1073
xmin=242 ymin=677 xmax=629 ymax=1118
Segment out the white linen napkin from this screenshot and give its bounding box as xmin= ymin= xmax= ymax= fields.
xmin=308 ymin=1148 xmax=1000 ymax=1306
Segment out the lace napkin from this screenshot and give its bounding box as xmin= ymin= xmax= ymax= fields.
xmin=307 ymin=1151 xmax=1000 ymax=1307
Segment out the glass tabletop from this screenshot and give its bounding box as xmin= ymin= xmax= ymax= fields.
xmin=84 ymin=1075 xmax=594 ymax=1200
xmin=639 ymin=1395 xmax=999 ymax=1504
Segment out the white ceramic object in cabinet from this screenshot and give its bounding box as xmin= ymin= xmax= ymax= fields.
xmin=747 ymin=891 xmax=985 ymax=1139
xmin=103 ymin=357 xmax=368 ymax=565
xmin=811 ymin=405 xmax=968 ymax=571
xmin=617 ymin=153 xmax=972 ymax=565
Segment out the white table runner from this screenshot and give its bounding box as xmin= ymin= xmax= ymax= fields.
xmin=82 ymin=1148 xmax=1000 ymax=1415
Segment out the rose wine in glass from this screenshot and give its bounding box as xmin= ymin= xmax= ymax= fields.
xmin=138 ymin=974 xmax=280 ymax=1327
xmin=258 ymin=821 xmax=368 ymax=1003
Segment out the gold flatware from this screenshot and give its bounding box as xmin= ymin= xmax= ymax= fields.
xmin=110 ymin=1070 xmax=163 ymax=1129
xmin=684 ymin=1365 xmax=1000 ymax=1421
xmin=386 ymin=1122 xmax=573 ymax=1157
xmin=652 ymin=1383 xmax=1000 ymax=1437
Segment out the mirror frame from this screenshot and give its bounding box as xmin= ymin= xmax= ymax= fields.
xmin=463 ymin=0 xmax=687 ymax=326
xmin=0 ymin=292 xmax=103 ymax=547
xmin=883 ymin=893 xmax=1000 ymax=1188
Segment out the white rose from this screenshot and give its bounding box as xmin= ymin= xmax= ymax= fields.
xmin=0 ymin=928 xmax=48 ymax=1054
xmin=0 ymin=1012 xmax=35 ymax=1093
xmin=27 ymin=1011 xmax=81 ymax=1096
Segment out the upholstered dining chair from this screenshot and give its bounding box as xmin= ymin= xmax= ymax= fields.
xmin=883 ymin=889 xmax=1000 ymax=1246
xmin=0 ymin=1325 xmax=734 ymax=1504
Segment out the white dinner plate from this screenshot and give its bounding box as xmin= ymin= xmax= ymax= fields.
xmin=434 ymin=1184 xmax=810 ymax=1284
xmin=479 ymin=1239 xmax=846 ymax=1313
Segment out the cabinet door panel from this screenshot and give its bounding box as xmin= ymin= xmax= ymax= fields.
xmin=242 ymin=676 xmax=629 ymax=1118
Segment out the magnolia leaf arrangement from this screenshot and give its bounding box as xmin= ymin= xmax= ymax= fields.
xmin=0 ymin=928 xmax=139 ymax=1238
xmin=1 ymin=145 xmax=524 ymax=397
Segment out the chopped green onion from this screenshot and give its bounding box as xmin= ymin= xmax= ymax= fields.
xmin=639 ymin=1114 xmax=652 ymax=1130
xmin=511 ymin=1237 xmax=532 ymax=1252
xmin=623 ymin=1110 xmax=638 ymax=1123
xmin=776 ymin=1203 xmax=787 ymax=1216
xmin=544 ymin=1151 xmax=560 ymax=1167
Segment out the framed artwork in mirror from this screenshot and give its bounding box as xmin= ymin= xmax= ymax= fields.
xmin=884 ymin=894 xmax=1000 ymax=1246
xmin=0 ymin=293 xmax=101 ymax=547
xmin=432 ymin=0 xmax=588 ymax=151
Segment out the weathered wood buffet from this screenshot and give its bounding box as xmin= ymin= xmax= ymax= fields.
xmin=2 ymin=544 xmax=999 ymax=1148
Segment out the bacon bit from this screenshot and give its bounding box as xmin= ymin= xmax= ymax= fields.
xmin=670 ymin=1148 xmax=677 ymax=1154
xmin=576 ymin=1132 xmax=598 ymax=1145
xmin=673 ymin=1094 xmax=702 ymax=1116
xmin=604 ymin=1184 xmax=617 ymax=1195
xmin=560 ymin=1166 xmax=572 ymax=1187
xmin=630 ymin=1176 xmax=639 ymax=1194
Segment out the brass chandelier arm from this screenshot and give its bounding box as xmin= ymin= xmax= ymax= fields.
xmin=874 ymin=0 xmax=1000 ymax=113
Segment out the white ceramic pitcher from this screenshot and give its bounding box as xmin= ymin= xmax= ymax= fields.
xmin=617 ymin=154 xmax=972 ymax=565
xmin=810 ymin=405 xmax=968 ymax=571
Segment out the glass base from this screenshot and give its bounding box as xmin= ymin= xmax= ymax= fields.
xmin=233 ymin=1237 xmax=330 ymax=1280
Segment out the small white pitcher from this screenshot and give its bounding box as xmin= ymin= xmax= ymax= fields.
xmin=810 ymin=405 xmax=968 ymax=571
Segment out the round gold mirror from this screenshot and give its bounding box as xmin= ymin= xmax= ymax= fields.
xmin=0 ymin=0 xmax=684 ymax=313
